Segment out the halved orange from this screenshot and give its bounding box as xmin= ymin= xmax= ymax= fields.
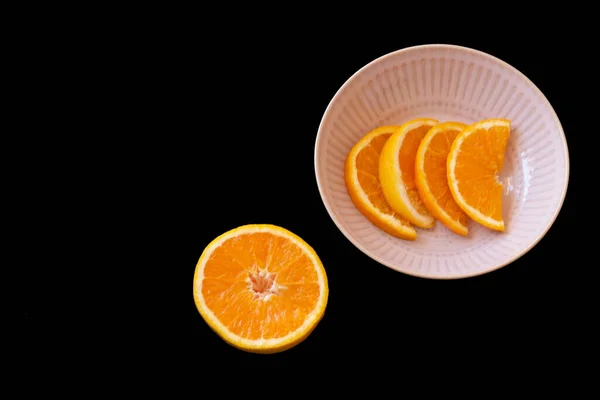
xmin=379 ymin=118 xmax=438 ymax=228
xmin=415 ymin=122 xmax=469 ymax=236
xmin=447 ymin=118 xmax=511 ymax=232
xmin=193 ymin=224 xmax=328 ymax=354
xmin=344 ymin=126 xmax=417 ymax=240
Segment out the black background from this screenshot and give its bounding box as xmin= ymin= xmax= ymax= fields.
xmin=186 ymin=27 xmax=584 ymax=367
xmin=18 ymin=13 xmax=588 ymax=374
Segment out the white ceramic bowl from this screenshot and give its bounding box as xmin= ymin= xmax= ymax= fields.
xmin=314 ymin=44 xmax=569 ymax=279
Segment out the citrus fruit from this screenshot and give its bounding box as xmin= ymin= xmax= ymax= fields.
xmin=344 ymin=126 xmax=417 ymax=240
xmin=415 ymin=121 xmax=469 ymax=236
xmin=447 ymin=118 xmax=511 ymax=232
xmin=193 ymin=224 xmax=328 ymax=354
xmin=379 ymin=118 xmax=438 ymax=229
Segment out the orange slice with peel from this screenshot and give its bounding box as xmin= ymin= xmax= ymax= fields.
xmin=447 ymin=118 xmax=511 ymax=232
xmin=344 ymin=126 xmax=417 ymax=240
xmin=379 ymin=118 xmax=438 ymax=229
xmin=193 ymin=224 xmax=328 ymax=354
xmin=415 ymin=121 xmax=469 ymax=236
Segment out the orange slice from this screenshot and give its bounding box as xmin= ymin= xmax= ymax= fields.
xmin=379 ymin=118 xmax=438 ymax=228
xmin=193 ymin=224 xmax=328 ymax=354
xmin=415 ymin=122 xmax=469 ymax=236
xmin=344 ymin=126 xmax=417 ymax=240
xmin=447 ymin=118 xmax=511 ymax=232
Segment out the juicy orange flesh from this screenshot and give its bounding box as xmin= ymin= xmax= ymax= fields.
xmin=202 ymin=232 xmax=320 ymax=341
xmin=423 ymin=129 xmax=468 ymax=226
xmin=454 ymin=125 xmax=509 ymax=221
xmin=399 ymin=125 xmax=433 ymax=215
xmin=355 ymin=133 xmax=411 ymax=226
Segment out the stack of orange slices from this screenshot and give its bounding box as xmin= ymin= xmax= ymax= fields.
xmin=344 ymin=118 xmax=511 ymax=238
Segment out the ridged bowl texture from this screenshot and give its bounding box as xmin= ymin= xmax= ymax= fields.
xmin=314 ymin=44 xmax=569 ymax=279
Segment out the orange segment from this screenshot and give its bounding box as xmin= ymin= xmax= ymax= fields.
xmin=193 ymin=224 xmax=328 ymax=353
xmin=447 ymin=118 xmax=511 ymax=231
xmin=344 ymin=126 xmax=417 ymax=240
xmin=415 ymin=122 xmax=469 ymax=236
xmin=379 ymin=118 xmax=438 ymax=228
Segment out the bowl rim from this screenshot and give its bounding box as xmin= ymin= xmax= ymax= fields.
xmin=313 ymin=43 xmax=570 ymax=280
